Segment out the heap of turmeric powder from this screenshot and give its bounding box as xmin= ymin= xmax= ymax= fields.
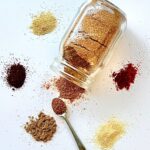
xmin=95 ymin=118 xmax=125 ymax=149
xmin=30 ymin=11 xmax=57 ymax=36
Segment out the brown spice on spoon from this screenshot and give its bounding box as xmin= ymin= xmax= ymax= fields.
xmin=52 ymin=98 xmax=67 ymax=115
xmin=6 ymin=63 xmax=26 ymax=90
xmin=51 ymin=97 xmax=86 ymax=149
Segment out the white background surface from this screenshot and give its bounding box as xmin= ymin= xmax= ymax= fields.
xmin=0 ymin=0 xmax=150 ymax=150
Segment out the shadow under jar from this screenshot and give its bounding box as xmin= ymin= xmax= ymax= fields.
xmin=51 ymin=0 xmax=127 ymax=89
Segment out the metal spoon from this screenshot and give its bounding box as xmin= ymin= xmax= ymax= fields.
xmin=60 ymin=112 xmax=86 ymax=150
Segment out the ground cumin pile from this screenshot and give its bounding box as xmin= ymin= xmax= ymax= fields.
xmin=55 ymin=77 xmax=85 ymax=102
xmin=30 ymin=11 xmax=57 ymax=36
xmin=95 ymin=118 xmax=125 ymax=149
xmin=24 ymin=112 xmax=57 ymax=142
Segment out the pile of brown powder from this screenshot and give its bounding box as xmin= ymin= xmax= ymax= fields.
xmin=55 ymin=77 xmax=85 ymax=102
xmin=52 ymin=98 xmax=67 ymax=115
xmin=30 ymin=11 xmax=57 ymax=36
xmin=24 ymin=112 xmax=57 ymax=142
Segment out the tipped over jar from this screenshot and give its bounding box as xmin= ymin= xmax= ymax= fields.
xmin=51 ymin=0 xmax=127 ymax=89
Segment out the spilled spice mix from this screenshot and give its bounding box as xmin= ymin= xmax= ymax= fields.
xmin=24 ymin=112 xmax=57 ymax=142
xmin=43 ymin=77 xmax=57 ymax=90
xmin=112 ymin=63 xmax=138 ymax=90
xmin=55 ymin=77 xmax=85 ymax=102
xmin=52 ymin=98 xmax=67 ymax=115
xmin=6 ymin=63 xmax=26 ymax=90
xmin=95 ymin=118 xmax=125 ymax=149
xmin=30 ymin=11 xmax=57 ymax=36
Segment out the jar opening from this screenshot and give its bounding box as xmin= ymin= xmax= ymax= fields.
xmin=50 ymin=58 xmax=92 ymax=89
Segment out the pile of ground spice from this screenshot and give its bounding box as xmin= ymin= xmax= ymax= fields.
xmin=55 ymin=77 xmax=85 ymax=102
xmin=24 ymin=112 xmax=57 ymax=142
xmin=6 ymin=63 xmax=26 ymax=90
xmin=112 ymin=63 xmax=138 ymax=90
xmin=30 ymin=11 xmax=57 ymax=36
xmin=52 ymin=98 xmax=67 ymax=115
xmin=95 ymin=118 xmax=125 ymax=149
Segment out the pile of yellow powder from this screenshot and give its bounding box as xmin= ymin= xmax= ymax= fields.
xmin=30 ymin=11 xmax=57 ymax=36
xmin=95 ymin=118 xmax=125 ymax=149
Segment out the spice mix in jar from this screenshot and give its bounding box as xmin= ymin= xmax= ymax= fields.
xmin=51 ymin=0 xmax=127 ymax=89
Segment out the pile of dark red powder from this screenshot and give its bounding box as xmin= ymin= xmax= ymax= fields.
xmin=6 ymin=63 xmax=26 ymax=90
xmin=112 ymin=63 xmax=138 ymax=90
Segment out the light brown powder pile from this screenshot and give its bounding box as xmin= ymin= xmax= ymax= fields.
xmin=95 ymin=118 xmax=125 ymax=149
xmin=24 ymin=112 xmax=57 ymax=142
xmin=30 ymin=11 xmax=57 ymax=36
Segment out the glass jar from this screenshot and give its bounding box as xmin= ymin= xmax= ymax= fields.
xmin=51 ymin=0 xmax=127 ymax=89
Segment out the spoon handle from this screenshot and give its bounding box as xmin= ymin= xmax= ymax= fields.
xmin=62 ymin=116 xmax=86 ymax=150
